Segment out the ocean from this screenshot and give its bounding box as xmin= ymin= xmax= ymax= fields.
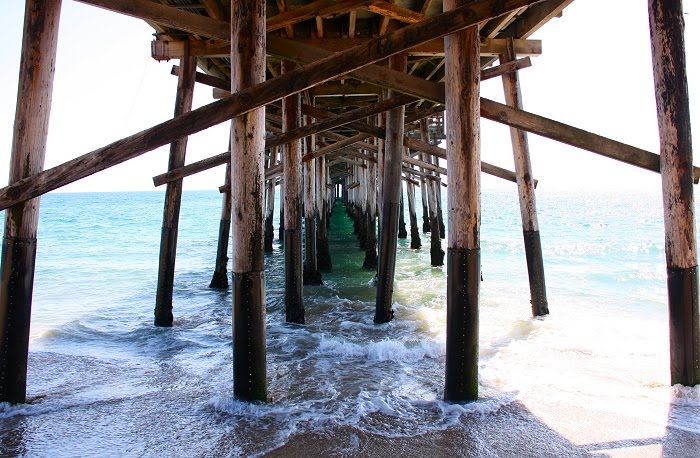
xmin=0 ymin=187 xmax=699 ymax=457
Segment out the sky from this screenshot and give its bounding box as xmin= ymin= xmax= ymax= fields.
xmin=0 ymin=0 xmax=698 ymax=193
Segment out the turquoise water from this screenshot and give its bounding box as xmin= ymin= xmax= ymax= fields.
xmin=0 ymin=188 xmax=698 ymax=456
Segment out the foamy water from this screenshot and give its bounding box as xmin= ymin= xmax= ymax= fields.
xmin=0 ymin=188 xmax=698 ymax=456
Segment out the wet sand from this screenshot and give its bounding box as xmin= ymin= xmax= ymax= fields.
xmin=267 ymin=400 xmax=700 ymax=457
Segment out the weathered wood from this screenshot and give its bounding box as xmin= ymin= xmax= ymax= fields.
xmin=230 ymin=0 xmax=267 ymax=402
xmin=302 ymin=104 xmax=520 ymax=184
xmin=152 ymin=96 xmax=412 ymax=187
xmin=303 ymin=120 xmax=322 ymax=285
xmin=0 ymin=0 xmax=61 ymax=405
xmin=0 ymin=0 xmax=544 ymax=211
xmin=364 ymin=135 xmax=378 ymax=269
xmin=444 ymin=0 xmax=480 ymax=403
xmin=317 ymin=155 xmax=332 ymax=270
xmin=282 ymin=60 xmax=305 ymax=323
xmin=266 ymin=37 xmax=542 ymax=58
xmin=155 ymin=36 xmax=542 ymax=59
xmin=154 ymin=46 xmax=196 ymax=327
xmin=480 ymin=98 xmax=700 ymax=183
xmin=501 ymin=39 xmax=548 ymax=317
xmin=367 ymin=1 xmax=424 ymax=23
xmin=210 ymin=162 xmax=232 ymax=288
xmin=421 ymin=120 xmax=443 ymax=267
xmin=267 ymin=0 xmax=381 ymax=32
xmin=264 ymin=147 xmax=279 ymax=253
xmin=375 ymin=53 xmax=407 ymax=324
xmin=406 ymin=168 xmax=422 ymax=249
xmin=649 ymin=0 xmax=699 ymax=387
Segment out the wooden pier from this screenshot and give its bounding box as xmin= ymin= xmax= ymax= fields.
xmin=1 ymin=0 xmax=698 ymax=404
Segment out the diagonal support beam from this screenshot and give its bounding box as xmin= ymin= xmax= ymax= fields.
xmin=1 ymin=0 xmax=540 ymax=209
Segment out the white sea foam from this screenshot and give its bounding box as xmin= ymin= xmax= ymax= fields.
xmin=315 ymin=335 xmax=443 ymax=362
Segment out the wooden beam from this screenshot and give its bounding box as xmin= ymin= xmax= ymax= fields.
xmin=366 ymin=1 xmax=424 ymax=24
xmin=152 ymin=95 xmax=412 ymax=187
xmin=267 ymin=0 xmax=381 ymax=32
xmin=0 ymin=0 xmax=543 ymax=210
xmin=480 ymin=98 xmax=700 ymax=183
xmin=501 ymin=0 xmax=575 ymax=38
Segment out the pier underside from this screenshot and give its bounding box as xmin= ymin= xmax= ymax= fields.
xmin=0 ymin=0 xmax=698 ymax=410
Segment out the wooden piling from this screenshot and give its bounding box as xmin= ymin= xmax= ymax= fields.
xmin=375 ymin=53 xmax=407 ymax=324
xmin=364 ymin=137 xmax=379 ymax=268
xmin=422 ymin=121 xmax=444 ymax=267
xmin=317 ymin=155 xmax=332 ymax=270
xmin=282 ymin=60 xmax=305 ymax=323
xmin=398 ymin=186 xmax=408 ymax=239
xmin=264 ymin=147 xmax=279 ymax=253
xmin=209 ymin=162 xmax=232 ymax=289
xmin=303 ymin=130 xmax=322 ymax=285
xmin=500 ymin=39 xmax=548 ymax=316
xmin=421 ymin=177 xmax=430 ymax=233
xmin=406 ymin=169 xmax=422 ymax=249
xmin=154 ymin=46 xmax=196 ymax=326
xmin=0 ymin=0 xmax=61 ymax=404
xmin=230 ymin=0 xmax=267 ymax=401
xmin=649 ymin=0 xmax=700 ymax=386
xmin=444 ymin=0 xmax=481 ymax=402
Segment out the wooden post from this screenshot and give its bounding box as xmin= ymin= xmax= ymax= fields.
xmin=421 ymin=177 xmax=430 ymax=232
xmin=210 ymin=162 xmax=232 ymax=289
xmin=406 ymin=168 xmax=422 ymax=249
xmin=375 ymin=53 xmax=407 ymax=324
xmin=278 ymin=177 xmax=285 ymax=244
xmin=231 ymin=0 xmax=267 ymax=402
xmin=0 ymin=0 xmax=61 ymax=404
xmin=435 ymin=154 xmax=446 ymax=239
xmin=422 ymin=121 xmax=444 ymax=267
xmin=398 ymin=184 xmax=408 ymax=239
xmin=357 ymin=163 xmax=368 ymax=249
xmin=444 ymin=0 xmax=480 ymax=402
xmin=364 ymin=136 xmax=379 ymax=268
xmin=500 ymin=40 xmax=548 ymax=316
xmin=264 ymin=146 xmax=279 ymax=253
xmin=282 ymin=60 xmax=305 ymax=323
xmin=303 ymin=124 xmax=322 ymax=285
xmin=649 ymin=0 xmax=700 ymax=386
xmin=317 ymin=155 xmax=332 ymax=270
xmin=154 ymin=47 xmax=196 ymax=326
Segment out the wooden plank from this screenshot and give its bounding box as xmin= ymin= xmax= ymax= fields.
xmin=0 ymin=0 xmax=544 ymax=211
xmin=366 ymin=1 xmax=424 ymax=24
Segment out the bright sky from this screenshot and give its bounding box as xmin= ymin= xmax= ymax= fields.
xmin=0 ymin=0 xmax=698 ymax=193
